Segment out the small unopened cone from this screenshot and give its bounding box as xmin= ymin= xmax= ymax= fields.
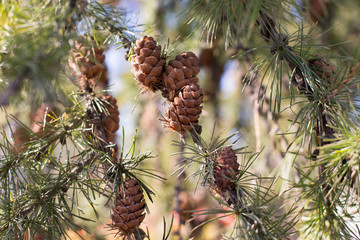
xmin=214 ymin=147 xmax=239 ymax=190
xmin=308 ymin=55 xmax=336 ymax=83
xmin=110 ymin=179 xmax=146 ymax=237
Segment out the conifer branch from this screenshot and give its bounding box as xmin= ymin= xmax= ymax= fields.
xmin=257 ymin=11 xmax=308 ymax=95
xmin=256 ymin=11 xmax=336 ymax=143
xmin=326 ymin=60 xmax=360 ymax=101
xmin=86 ymin=98 xmax=114 ymax=155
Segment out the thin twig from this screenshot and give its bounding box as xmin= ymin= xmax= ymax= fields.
xmin=253 ymin=99 xmax=261 ymax=152
xmin=173 ymin=137 xmax=186 ymax=240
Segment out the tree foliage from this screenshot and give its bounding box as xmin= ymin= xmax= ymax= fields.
xmin=1 ymin=0 xmax=360 ymax=239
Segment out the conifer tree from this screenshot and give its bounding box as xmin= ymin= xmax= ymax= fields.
xmin=1 ymin=0 xmax=360 ymax=239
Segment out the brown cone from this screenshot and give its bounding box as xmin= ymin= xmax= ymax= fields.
xmin=308 ymin=54 xmax=336 ymax=84
xmin=131 ymin=36 xmax=166 ymax=92
xmin=110 ymin=179 xmax=146 ymax=236
xmin=100 ymin=95 xmax=120 ymax=142
xmin=163 ymin=52 xmax=200 ymax=101
xmin=164 ymin=83 xmax=203 ymax=134
xmin=69 ymin=40 xmax=108 ymax=91
xmin=214 ymin=147 xmax=239 ymax=190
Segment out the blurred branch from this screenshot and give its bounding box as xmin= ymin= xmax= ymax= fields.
xmin=173 ymin=138 xmax=186 ymax=240
xmin=253 ymin=99 xmax=261 ymax=152
xmin=0 ymin=68 xmax=30 ymax=106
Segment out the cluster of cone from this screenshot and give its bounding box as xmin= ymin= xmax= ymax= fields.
xmin=68 ymin=37 xmax=120 ymax=145
xmin=131 ymin=36 xmax=203 ymax=134
xmin=110 ymin=179 xmax=146 ymax=238
xmin=68 ymin=37 xmax=132 ymax=238
xmin=213 ymin=147 xmax=240 ymax=192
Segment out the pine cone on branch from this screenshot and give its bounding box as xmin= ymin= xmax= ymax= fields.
xmin=308 ymin=55 xmax=336 ymax=84
xmin=110 ymin=179 xmax=146 ymax=238
xmin=164 ymin=83 xmax=203 ymax=134
xmin=163 ymin=52 xmax=200 ymax=101
xmin=292 ymin=55 xmax=336 ymax=95
xmin=69 ymin=40 xmax=108 ymax=92
xmin=100 ymin=95 xmax=120 ymax=143
xmin=131 ymin=36 xmax=166 ymax=92
xmin=214 ymin=147 xmax=239 ymax=191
